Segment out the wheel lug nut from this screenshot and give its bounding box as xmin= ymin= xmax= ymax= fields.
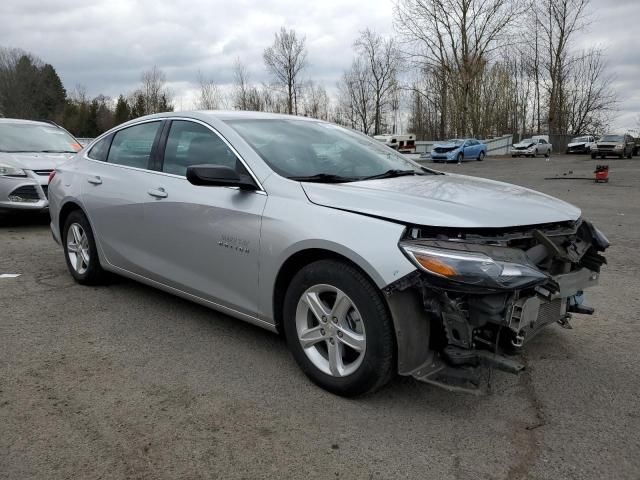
xmin=337 ymin=331 xmax=343 ymax=337
xmin=329 ymin=338 xmax=335 ymax=344
xmin=320 ymin=329 xmax=325 ymax=336
xmin=321 ymin=316 xmax=327 ymax=323
xmin=332 ymin=317 xmax=337 ymax=323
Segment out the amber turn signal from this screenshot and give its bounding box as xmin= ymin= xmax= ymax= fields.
xmin=413 ymin=254 xmax=457 ymax=277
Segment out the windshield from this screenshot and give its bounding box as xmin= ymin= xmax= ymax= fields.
xmin=0 ymin=123 xmax=81 ymax=153
xmin=571 ymin=136 xmax=590 ymax=143
xmin=600 ymin=135 xmax=623 ymax=142
xmin=443 ymin=139 xmax=464 ymax=146
xmin=226 ymin=119 xmax=427 ymax=181
xmin=520 ymin=138 xmax=534 ymax=144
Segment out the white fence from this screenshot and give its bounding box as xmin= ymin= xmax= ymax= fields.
xmin=415 ymin=135 xmax=514 ymax=156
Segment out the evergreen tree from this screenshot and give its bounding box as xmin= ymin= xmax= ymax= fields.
xmin=158 ymin=93 xmax=174 ymax=113
xmin=130 ymin=92 xmax=146 ymax=119
xmin=114 ymin=94 xmax=130 ymax=124
xmin=39 ymin=64 xmax=66 ymax=120
xmin=14 ymin=55 xmax=40 ymax=118
xmin=86 ymin=99 xmax=99 ymax=137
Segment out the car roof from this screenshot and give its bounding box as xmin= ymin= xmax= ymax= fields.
xmin=0 ymin=118 xmax=58 ymax=127
xmin=142 ymin=110 xmax=320 ymax=122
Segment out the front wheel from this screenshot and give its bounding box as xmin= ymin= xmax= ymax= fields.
xmin=591 ymin=153 xmax=597 ymax=159
xmin=457 ymin=152 xmax=463 ymax=163
xmin=62 ymin=210 xmax=106 ymax=285
xmin=283 ymin=260 xmax=396 ymax=396
xmin=545 ymin=149 xmax=550 ymax=158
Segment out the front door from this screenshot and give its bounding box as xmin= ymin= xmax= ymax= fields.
xmin=141 ymin=119 xmax=267 ymax=317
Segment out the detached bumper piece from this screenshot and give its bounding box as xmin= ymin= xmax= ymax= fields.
xmin=388 ymin=219 xmax=608 ymax=394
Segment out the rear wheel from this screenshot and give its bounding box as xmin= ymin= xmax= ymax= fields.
xmin=477 ymin=151 xmax=485 ymax=161
xmin=62 ymin=210 xmax=106 ymax=285
xmin=283 ymin=260 xmax=395 ymax=396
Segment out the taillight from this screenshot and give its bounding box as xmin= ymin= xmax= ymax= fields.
xmin=48 ymin=170 xmax=56 ymax=184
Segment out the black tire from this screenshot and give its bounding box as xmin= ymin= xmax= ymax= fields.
xmin=545 ymin=149 xmax=550 ymax=158
xmin=282 ymin=259 xmax=396 ymax=397
xmin=62 ymin=210 xmax=106 ymax=285
xmin=591 ymin=153 xmax=596 ymax=159
xmin=477 ymin=151 xmax=485 ymax=161
xmin=457 ymin=152 xmax=463 ymax=163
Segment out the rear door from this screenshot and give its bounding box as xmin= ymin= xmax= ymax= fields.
xmin=81 ymin=120 xmax=164 ymax=274
xmin=141 ymin=119 xmax=267 ymax=316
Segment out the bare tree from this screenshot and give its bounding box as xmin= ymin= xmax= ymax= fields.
xmin=534 ymin=0 xmax=590 ymax=134
xmin=339 ymin=58 xmax=376 ymax=134
xmin=232 ymin=59 xmax=268 ymax=111
xmin=302 ymin=81 xmax=330 ymax=120
xmin=139 ymin=66 xmax=173 ymax=114
xmin=263 ymin=27 xmax=308 ymax=115
xmin=353 ymin=29 xmax=400 ymax=135
xmin=394 ymin=0 xmax=522 ymax=136
xmin=195 ymin=71 xmax=222 ymax=110
xmin=565 ymin=48 xmax=616 ymax=134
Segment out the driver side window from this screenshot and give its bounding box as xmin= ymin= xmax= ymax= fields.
xmin=162 ymin=120 xmax=244 ymax=177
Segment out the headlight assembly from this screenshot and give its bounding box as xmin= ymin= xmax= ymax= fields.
xmin=0 ymin=163 xmax=26 ymax=177
xmin=399 ymin=242 xmax=548 ymax=290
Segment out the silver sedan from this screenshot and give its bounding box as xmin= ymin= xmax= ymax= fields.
xmin=0 ymin=119 xmax=80 ymax=213
xmin=48 ymin=111 xmax=608 ymax=396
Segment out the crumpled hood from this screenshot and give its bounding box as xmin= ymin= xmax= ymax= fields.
xmin=513 ymin=141 xmax=535 ymax=149
xmin=0 ymin=152 xmax=74 ymax=170
xmin=568 ymin=141 xmax=589 ymax=147
xmin=433 ymin=143 xmax=461 ymax=149
xmin=302 ymin=173 xmax=581 ymax=228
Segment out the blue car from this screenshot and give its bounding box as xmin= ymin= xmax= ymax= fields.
xmin=430 ymin=138 xmax=487 ymax=163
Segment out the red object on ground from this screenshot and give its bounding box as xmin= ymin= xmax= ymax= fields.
xmin=594 ymin=165 xmax=609 ymax=183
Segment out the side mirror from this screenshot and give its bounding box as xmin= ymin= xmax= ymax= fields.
xmin=186 ymin=164 xmax=258 ymax=191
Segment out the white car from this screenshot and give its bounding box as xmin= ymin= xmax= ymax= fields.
xmin=566 ymin=135 xmax=596 ymax=155
xmin=511 ymin=137 xmax=552 ymax=158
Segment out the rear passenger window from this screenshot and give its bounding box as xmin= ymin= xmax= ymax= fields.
xmin=162 ymin=120 xmax=243 ymax=177
xmin=88 ymin=136 xmax=111 ymax=161
xmin=107 ymin=122 xmax=161 ymax=169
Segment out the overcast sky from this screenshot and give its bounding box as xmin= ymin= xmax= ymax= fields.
xmin=1 ymin=0 xmax=638 ymax=130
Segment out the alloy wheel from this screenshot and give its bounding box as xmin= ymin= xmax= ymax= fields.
xmin=295 ymin=284 xmax=366 ymax=377
xmin=67 ymin=222 xmax=90 ymax=275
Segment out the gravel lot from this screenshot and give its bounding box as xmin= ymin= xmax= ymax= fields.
xmin=1 ymin=154 xmax=639 ymax=480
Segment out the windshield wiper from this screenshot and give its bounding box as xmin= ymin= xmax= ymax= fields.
xmin=361 ymin=169 xmax=423 ymax=181
xmin=288 ymin=173 xmax=357 ymax=183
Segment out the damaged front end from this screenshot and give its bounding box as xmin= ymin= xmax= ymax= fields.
xmin=385 ymin=219 xmax=609 ymax=394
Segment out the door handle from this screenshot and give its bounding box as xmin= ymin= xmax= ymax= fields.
xmin=87 ymin=176 xmax=102 ymax=185
xmin=147 ymin=188 xmax=168 ymax=199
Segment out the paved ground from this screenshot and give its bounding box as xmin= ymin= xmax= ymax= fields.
xmin=1 ymin=154 xmax=639 ymax=480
